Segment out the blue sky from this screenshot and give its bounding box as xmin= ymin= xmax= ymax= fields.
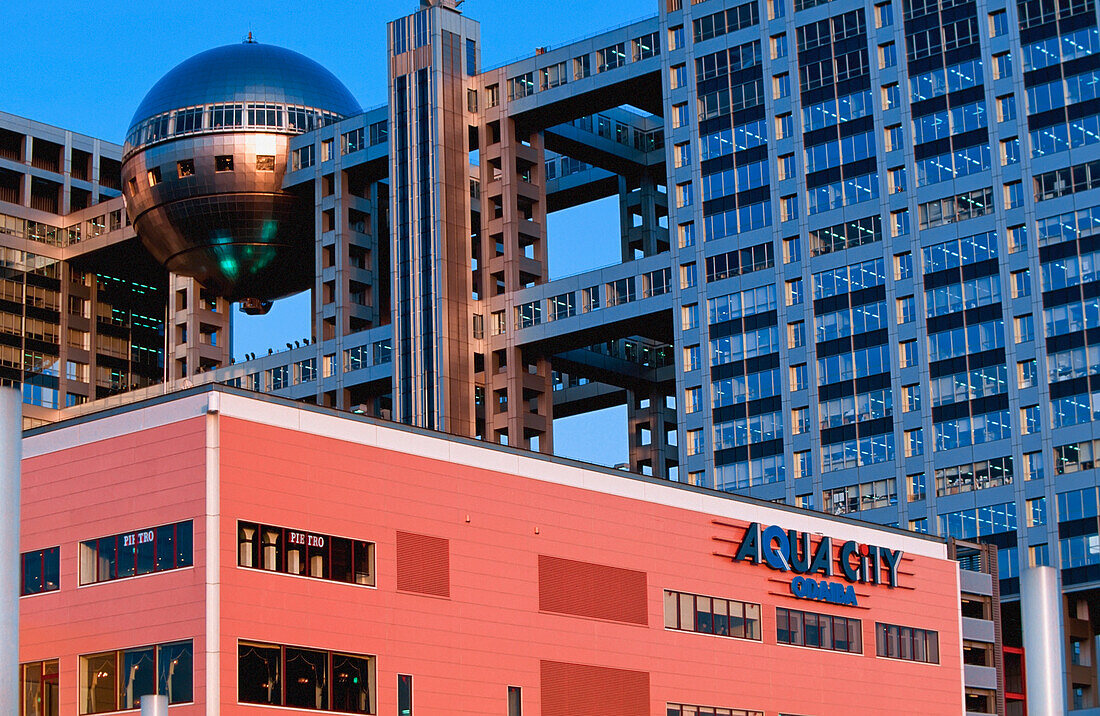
xmin=2 ymin=0 xmax=646 ymax=465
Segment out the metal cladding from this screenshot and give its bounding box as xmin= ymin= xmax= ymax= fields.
xmin=120 ymin=42 xmax=360 ymax=302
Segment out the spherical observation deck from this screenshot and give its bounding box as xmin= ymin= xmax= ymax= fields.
xmin=121 ymin=40 xmax=361 ymax=304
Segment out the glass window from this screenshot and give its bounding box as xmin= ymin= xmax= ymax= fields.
xmin=21 ymin=659 xmax=58 ymax=716
xmin=21 ymin=546 xmax=59 ymax=596
xmin=664 ymin=589 xmax=762 ymax=641
xmin=777 ymin=607 xmax=862 ymax=653
xmin=239 ymin=641 xmax=374 ymax=713
xmin=237 ymin=521 xmax=375 ymax=587
xmin=876 ymin=623 xmax=939 ymax=663
xmin=80 ymin=641 xmax=193 ymax=713
xmin=79 ymin=521 xmax=192 ymax=585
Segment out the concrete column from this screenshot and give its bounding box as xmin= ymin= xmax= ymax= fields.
xmin=140 ymin=694 xmax=169 ymax=715
xmin=0 ymin=388 xmax=21 ymax=714
xmin=1020 ymin=565 xmax=1066 ymax=713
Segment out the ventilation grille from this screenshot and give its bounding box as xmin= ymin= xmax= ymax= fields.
xmin=538 ymin=555 xmax=648 ymax=624
xmin=396 ymin=531 xmax=450 ymax=597
xmin=540 ymin=660 xmax=650 ymax=716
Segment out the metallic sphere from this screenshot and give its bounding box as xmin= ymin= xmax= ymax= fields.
xmin=121 ymin=41 xmax=360 ymax=303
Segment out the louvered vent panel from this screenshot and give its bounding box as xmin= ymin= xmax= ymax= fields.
xmin=540 ymin=660 xmax=650 ymax=716
xmin=396 ymin=531 xmax=450 ymax=597
xmin=538 ymin=555 xmax=648 ymax=624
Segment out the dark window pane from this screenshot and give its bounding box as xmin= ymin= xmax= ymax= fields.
xmin=135 ymin=533 xmax=156 ymax=576
xmin=155 ymin=524 xmax=175 ymax=572
xmin=176 ymin=522 xmax=193 ymax=568
xmin=508 ymin=685 xmax=521 ymax=716
xmin=804 ymin=612 xmax=820 ymax=648
xmin=157 ymin=641 xmax=193 ymax=704
xmin=43 ymin=547 xmax=59 ymax=592
xmin=238 ymin=522 xmax=258 ymax=568
xmin=120 ymin=646 xmax=156 ymax=709
xmin=99 ymin=536 xmax=120 ymax=581
xmin=331 ymin=537 xmax=353 ymax=583
xmin=238 ymin=643 xmax=281 ymax=705
xmin=332 ymin=653 xmax=373 ymax=714
xmin=22 ymin=551 xmax=42 ymax=595
xmin=398 ymin=674 xmax=413 ymax=716
xmin=285 ymin=647 xmax=328 ymax=709
xmin=777 ymin=608 xmax=790 ymax=643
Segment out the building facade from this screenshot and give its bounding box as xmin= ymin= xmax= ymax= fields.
xmin=19 ymin=386 xmax=969 ymax=715
xmin=5 ymin=0 xmax=1100 ymax=709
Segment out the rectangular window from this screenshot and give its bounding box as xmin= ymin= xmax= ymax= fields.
xmin=876 ymin=2 xmax=893 ymax=27
xmin=508 ymin=686 xmax=521 ymax=716
xmin=875 ymin=623 xmax=940 ymax=663
xmin=21 ymin=546 xmax=59 ymax=595
xmin=776 ymin=113 xmax=794 ymax=139
xmin=790 ymin=363 xmax=807 ymax=391
xmin=238 ymin=640 xmax=375 ymax=713
xmin=777 ymin=607 xmax=862 ymax=653
xmin=773 ymin=73 xmax=790 ymax=99
xmin=398 ymin=674 xmax=412 ymax=715
xmin=664 ymin=589 xmax=762 ymax=640
xmin=668 ymin=704 xmax=762 ymax=716
xmin=20 ymin=659 xmax=58 ymax=716
xmin=78 ymin=521 xmax=193 ymax=585
xmin=237 ymin=521 xmax=375 ymax=586
xmin=81 ymin=640 xmax=193 ymax=712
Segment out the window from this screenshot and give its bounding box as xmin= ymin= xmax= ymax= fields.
xmin=788 ymin=321 xmax=805 ymax=349
xmin=778 ymin=153 xmax=796 ymax=181
xmin=1018 ymin=359 xmax=1038 ymax=389
xmin=899 ymin=340 xmax=918 ymax=368
xmin=596 ymin=43 xmax=626 ymax=72
xmin=773 ymin=74 xmax=790 ymax=99
xmin=777 ymin=608 xmax=862 ymax=653
xmin=215 ymin=155 xmax=234 ymax=172
xmin=781 ymin=194 xmax=798 ymax=222
xmin=684 ymin=345 xmax=700 ymax=372
xmin=786 ymin=278 xmax=804 ymax=306
xmin=1028 ymin=497 xmax=1048 ymax=527
xmin=1024 ymin=451 xmax=1044 ymax=481
xmin=508 ymin=686 xmax=521 ymax=716
xmin=876 ymin=623 xmax=939 ymax=663
xmin=989 ymin=10 xmax=1006 ymax=36
xmin=669 ymin=705 xmax=761 ymax=716
xmin=21 ymin=546 xmax=59 ymax=595
xmin=885 ymin=124 xmax=903 ymax=152
xmin=682 ymin=303 xmax=698 ymax=330
xmin=238 ymin=521 xmax=375 ymax=586
xmin=1005 ymin=180 xmax=1023 ymax=209
xmin=791 ymin=363 xmax=808 ymax=391
xmin=1030 ymin=543 xmax=1050 ymax=567
xmin=239 ymin=641 xmax=375 ymax=713
xmin=997 ymin=95 xmax=1016 ymax=122
xmin=146 ymin=167 xmax=161 ymax=187
xmin=776 ymin=113 xmax=794 ymax=139
xmin=176 ymin=159 xmax=194 ymax=178
xmin=680 ymin=262 xmax=697 ymax=289
xmin=256 ymin=155 xmax=275 ymax=171
xmin=792 ymin=406 xmax=809 ymax=434
xmin=664 ymin=589 xmax=762 ymax=640
xmin=905 ymin=428 xmax=924 ymax=457
xmin=673 ymin=103 xmax=689 ymax=129
xmin=669 ymin=25 xmax=684 ymax=51
xmin=81 ymin=641 xmax=193 ymax=713
xmin=993 ymin=52 xmax=1013 ymax=79
xmin=675 ymin=142 xmax=692 ymax=168
xmin=902 ymin=383 xmax=921 ymax=412
xmin=771 ymin=34 xmax=788 ymax=59
xmin=79 ymin=521 xmax=192 ymax=585
xmin=888 ymin=166 xmax=906 ymax=194
xmin=1008 ymin=224 xmax=1027 ymax=253
xmin=686 ymin=428 xmax=704 ymax=456
xmin=676 ymin=181 xmax=693 ymax=207
xmin=783 ymin=237 xmax=801 ymax=263
xmin=897 ymin=295 xmax=915 ymax=323
xmin=1011 ymin=269 xmax=1030 ymax=298
xmin=894 ymin=252 xmax=913 ymax=281
xmin=1021 ymin=404 xmax=1041 ymax=434
xmin=678 ymin=222 xmax=696 ymax=248
xmin=21 ymin=659 xmax=58 ymax=716
xmin=882 ymin=83 xmax=900 ymax=109
xmin=685 ymin=387 xmax=702 ymax=414
xmin=321 ymin=139 xmax=333 ymax=162
xmin=1001 ymin=137 xmax=1019 ymax=166
xmin=908 ymin=473 xmax=926 ymax=501
xmin=291 ymin=145 xmax=314 ymax=171
xmin=875 ymin=2 xmax=893 ymax=27
xmin=879 ymin=43 xmax=897 ymax=69
xmin=1014 ymin=314 xmax=1034 ymax=343
xmin=794 ymin=450 xmax=813 ymax=478
xmin=670 ymin=64 xmax=687 ymax=89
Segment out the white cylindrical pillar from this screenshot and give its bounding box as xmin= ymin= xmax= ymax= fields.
xmin=1020 ymin=565 xmax=1066 ymax=714
xmin=0 ymin=388 xmax=20 ymax=715
xmin=140 ymin=694 xmax=169 ymax=715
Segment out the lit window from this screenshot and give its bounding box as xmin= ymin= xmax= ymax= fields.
xmin=81 ymin=641 xmax=193 ymax=712
xmin=79 ymin=521 xmax=193 ymax=585
xmin=256 ymin=155 xmax=275 ymax=172
xmin=215 ymin=155 xmax=234 ymax=172
xmin=146 ymin=167 xmax=161 ymax=187
xmin=176 ymin=159 xmax=194 ymax=178
xmin=238 ymin=641 xmax=374 ymax=711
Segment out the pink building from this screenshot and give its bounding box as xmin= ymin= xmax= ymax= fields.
xmin=19 ymin=386 xmax=966 ymax=715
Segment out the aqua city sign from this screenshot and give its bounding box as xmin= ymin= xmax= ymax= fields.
xmin=731 ymin=523 xmax=904 ymax=608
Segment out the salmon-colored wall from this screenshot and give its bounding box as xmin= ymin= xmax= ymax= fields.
xmin=21 ymin=409 xmax=964 ymax=715
xmin=216 ymin=416 xmax=964 ymax=716
xmin=21 ymin=417 xmax=209 ymax=715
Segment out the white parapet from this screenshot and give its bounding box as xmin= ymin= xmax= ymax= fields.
xmin=1020 ymin=565 xmax=1067 ymax=714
